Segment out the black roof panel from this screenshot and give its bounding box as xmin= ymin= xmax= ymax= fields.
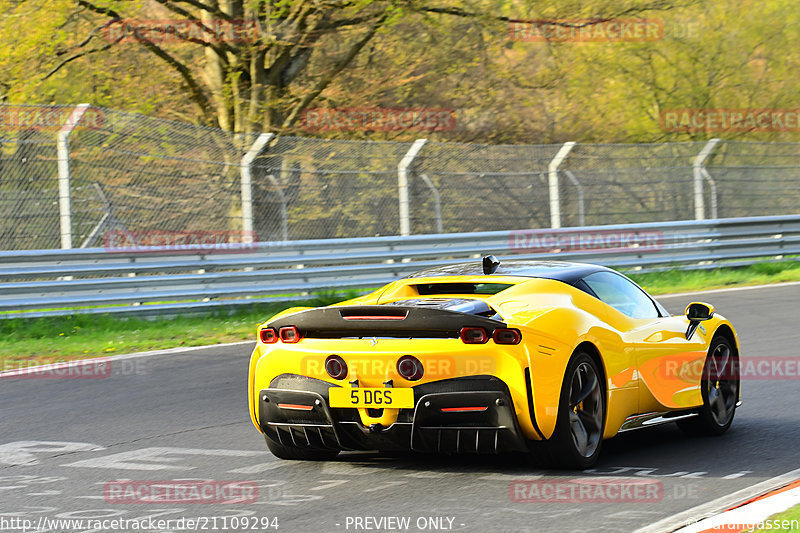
xmin=406 ymin=260 xmax=613 ymax=285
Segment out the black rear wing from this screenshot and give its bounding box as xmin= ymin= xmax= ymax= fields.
xmin=268 ymin=305 xmax=506 ymax=339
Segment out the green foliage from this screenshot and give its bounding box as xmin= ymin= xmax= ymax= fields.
xmin=628 ymin=261 xmax=800 ymax=294
xmin=2 ymin=0 xmax=798 ymax=142
xmin=0 ymin=290 xmax=362 ymax=362
xmin=765 ymin=503 xmax=800 ymax=526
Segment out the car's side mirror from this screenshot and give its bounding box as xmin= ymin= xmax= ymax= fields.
xmin=685 ymin=302 xmax=714 ymax=339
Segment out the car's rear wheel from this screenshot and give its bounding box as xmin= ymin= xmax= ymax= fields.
xmin=677 ymin=334 xmax=739 ymax=436
xmin=541 ymin=351 xmax=606 ymax=469
xmin=264 ymin=435 xmax=340 ymax=461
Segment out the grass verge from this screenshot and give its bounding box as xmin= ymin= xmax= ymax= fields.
xmin=2 ymin=261 xmax=800 ymax=365
xmin=761 ymin=502 xmax=800 ymax=530
xmin=628 ymin=261 xmax=800 ymax=295
xmin=0 ymin=291 xmax=357 ymax=367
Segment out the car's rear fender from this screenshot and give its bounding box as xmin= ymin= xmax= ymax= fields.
xmin=520 ymin=297 xmax=635 ymax=440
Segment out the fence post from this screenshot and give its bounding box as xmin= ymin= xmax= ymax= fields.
xmin=548 ymin=141 xmax=576 ymax=229
xmin=701 ymin=166 xmax=719 ymax=220
xmin=240 ymin=133 xmax=275 ymax=243
xmin=692 ymin=138 xmax=720 ymax=220
xmin=57 ymin=103 xmax=91 ymax=249
xmin=419 ymin=173 xmax=443 ymax=234
xmin=265 ymin=173 xmax=289 ymax=241
xmin=398 ymin=139 xmax=428 ymax=236
xmin=563 ymin=170 xmax=585 ymax=227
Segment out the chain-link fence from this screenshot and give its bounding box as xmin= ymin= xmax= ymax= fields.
xmin=1 ymin=104 xmax=799 ymax=250
xmin=411 ymin=141 xmax=561 ymax=234
xmin=0 ymin=105 xmax=65 ymax=250
xmin=255 ymin=136 xmax=412 ymax=241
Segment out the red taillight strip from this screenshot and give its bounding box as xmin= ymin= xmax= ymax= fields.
xmin=441 ymin=406 xmax=488 ymax=413
xmin=277 ymin=403 xmax=314 ymax=411
xmin=342 ymin=315 xmax=406 ymax=320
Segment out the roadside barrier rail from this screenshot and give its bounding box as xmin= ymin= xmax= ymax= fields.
xmin=1 ymin=215 xmax=798 ymax=318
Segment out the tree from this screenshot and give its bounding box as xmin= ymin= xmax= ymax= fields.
xmin=0 ymin=0 xmax=688 ymax=138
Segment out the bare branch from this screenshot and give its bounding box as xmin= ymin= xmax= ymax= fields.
xmin=136 ymin=40 xmax=216 ymax=125
xmin=54 ymin=17 xmax=115 ymax=56
xmin=316 ymin=11 xmax=387 ymax=31
xmin=151 ymin=0 xmax=238 ymax=56
xmin=167 ymin=0 xmax=232 ymax=21
xmin=422 ymin=0 xmax=681 ymax=26
xmin=45 ymin=39 xmax=119 ymax=79
xmin=77 ymin=0 xmax=215 ymax=125
xmin=75 ymin=0 xmax=118 ymax=19
xmin=420 ymin=5 xmax=515 ymax=23
xmin=282 ymin=12 xmax=388 ymax=128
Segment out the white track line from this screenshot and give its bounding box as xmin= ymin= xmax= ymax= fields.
xmin=634 ymin=468 xmax=800 ymax=533
xmin=0 ymin=340 xmax=254 ymax=377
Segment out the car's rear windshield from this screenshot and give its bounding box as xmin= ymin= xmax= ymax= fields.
xmin=415 ymin=283 xmax=514 ymax=295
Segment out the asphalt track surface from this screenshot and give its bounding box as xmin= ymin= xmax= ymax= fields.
xmin=2 ymin=283 xmax=799 ymax=533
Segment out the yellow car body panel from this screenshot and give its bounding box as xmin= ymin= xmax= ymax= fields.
xmin=247 ymin=262 xmax=741 ymax=459
xmin=251 ymin=337 xmax=537 ymax=436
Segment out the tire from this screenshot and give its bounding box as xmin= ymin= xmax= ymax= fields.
xmin=677 ymin=334 xmax=739 ymax=436
xmin=264 ymin=435 xmax=340 ymax=461
xmin=540 ymin=351 xmax=606 ymax=469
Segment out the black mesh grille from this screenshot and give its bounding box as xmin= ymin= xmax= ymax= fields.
xmin=270 ymin=374 xmax=337 ymax=395
xmin=413 ymin=375 xmax=509 ymax=398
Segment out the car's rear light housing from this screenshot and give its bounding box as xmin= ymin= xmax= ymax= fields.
xmin=441 ymin=406 xmax=488 ymax=413
xmin=325 ymin=355 xmax=348 ymax=380
xmin=259 ymin=327 xmax=278 ymax=344
xmin=493 ymin=327 xmax=522 ymax=345
xmin=340 ymin=309 xmax=407 ymax=320
xmin=277 ymin=403 xmax=314 ymax=411
xmin=397 ymin=355 xmax=424 ymax=381
xmin=279 ymin=326 xmax=302 ymax=343
xmin=460 ymin=327 xmax=489 ymax=344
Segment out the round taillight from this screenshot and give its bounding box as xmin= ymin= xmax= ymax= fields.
xmin=279 ymin=326 xmax=301 ymax=343
xmin=460 ymin=327 xmax=489 ymax=344
xmin=397 ymin=355 xmax=424 ymax=381
xmin=259 ymin=327 xmax=278 ymax=344
xmin=493 ymin=328 xmax=522 ymax=345
xmin=325 ymin=355 xmax=348 ymax=380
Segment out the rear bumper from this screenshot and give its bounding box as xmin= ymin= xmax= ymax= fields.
xmin=258 ymin=384 xmax=528 ymax=454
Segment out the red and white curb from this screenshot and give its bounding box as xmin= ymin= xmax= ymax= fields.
xmin=675 ymin=480 xmax=800 ymax=532
xmin=636 ymin=468 xmax=800 ymax=533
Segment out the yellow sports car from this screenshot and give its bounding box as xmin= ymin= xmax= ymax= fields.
xmin=247 ymin=257 xmax=740 ymax=468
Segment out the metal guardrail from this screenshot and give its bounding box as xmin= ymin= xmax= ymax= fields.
xmin=1 ymin=215 xmax=799 ymax=319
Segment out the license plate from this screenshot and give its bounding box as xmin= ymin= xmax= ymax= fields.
xmin=329 ymin=387 xmax=414 ymax=409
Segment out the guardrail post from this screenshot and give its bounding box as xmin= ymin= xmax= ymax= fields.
xmin=692 ymin=138 xmax=721 ymax=220
xmin=398 ymin=139 xmax=428 ymax=236
xmin=240 ymin=133 xmax=275 ymax=243
xmin=57 ymin=103 xmax=91 ymax=249
xmin=548 ymin=141 xmax=576 ymax=229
